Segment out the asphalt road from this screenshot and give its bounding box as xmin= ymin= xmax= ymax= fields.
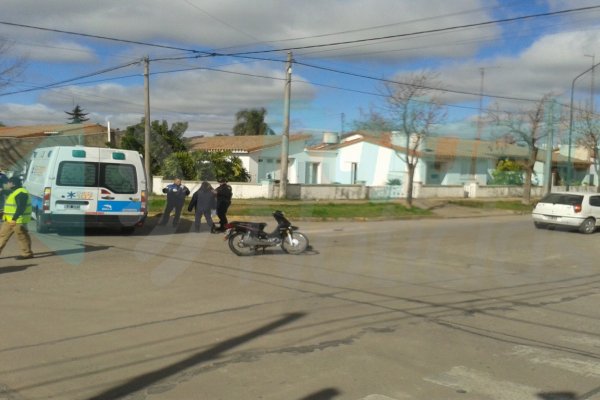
xmin=0 ymin=215 xmax=599 ymax=400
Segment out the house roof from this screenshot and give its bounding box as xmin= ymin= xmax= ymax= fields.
xmin=0 ymin=123 xmax=107 ymax=138
xmin=0 ymin=123 xmax=110 ymax=171
xmin=187 ymin=134 xmax=313 ymax=153
xmin=308 ymin=132 xmax=589 ymax=165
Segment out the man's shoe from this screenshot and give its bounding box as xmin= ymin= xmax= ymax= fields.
xmin=210 ymin=224 xmax=216 ymax=234
xmin=16 ymin=255 xmax=33 ymax=260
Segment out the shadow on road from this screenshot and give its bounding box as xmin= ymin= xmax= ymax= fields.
xmin=537 ymin=392 xmax=577 ymax=399
xmin=33 ymin=244 xmax=112 ymax=259
xmin=0 ymin=264 xmax=36 ymax=274
xmin=87 ymin=312 xmax=305 ymax=400
xmin=299 ymin=388 xmax=341 ymax=399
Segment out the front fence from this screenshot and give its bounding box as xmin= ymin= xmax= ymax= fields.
xmin=152 ymin=176 xmax=596 ymax=200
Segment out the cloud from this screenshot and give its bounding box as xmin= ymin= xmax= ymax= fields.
xmin=2 ymin=0 xmax=499 ymax=62
xmin=23 ymin=62 xmax=318 ymax=133
xmin=13 ymin=39 xmax=97 ymax=63
xmin=400 ymin=29 xmax=600 ymax=111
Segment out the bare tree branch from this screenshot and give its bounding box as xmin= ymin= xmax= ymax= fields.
xmin=384 ymin=72 xmax=446 ymax=206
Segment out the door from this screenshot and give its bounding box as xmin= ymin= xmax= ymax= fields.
xmin=97 ymin=150 xmax=141 ymax=216
xmin=54 ymin=158 xmax=99 ymax=216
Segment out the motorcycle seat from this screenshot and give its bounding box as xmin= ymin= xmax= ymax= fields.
xmin=237 ymin=222 xmax=267 ymax=231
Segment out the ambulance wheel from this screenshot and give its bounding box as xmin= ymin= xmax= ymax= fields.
xmin=36 ymin=211 xmax=49 ymax=233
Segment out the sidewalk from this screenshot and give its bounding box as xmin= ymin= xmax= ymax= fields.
xmin=411 ymin=198 xmax=527 ymax=219
xmin=150 ymin=198 xmax=528 ymax=223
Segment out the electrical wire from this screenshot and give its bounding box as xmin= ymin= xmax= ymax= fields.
xmin=0 ymin=20 xmax=211 ymax=55
xmin=0 ymin=60 xmax=141 ymax=97
xmin=224 ymin=5 xmax=600 ymax=56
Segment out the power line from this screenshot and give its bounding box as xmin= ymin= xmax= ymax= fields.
xmin=225 ymin=5 xmax=600 ymax=56
xmin=0 ymin=60 xmax=141 ymax=97
xmin=215 ymin=1 xmax=523 ymax=52
xmin=0 ymin=20 xmax=212 ymax=55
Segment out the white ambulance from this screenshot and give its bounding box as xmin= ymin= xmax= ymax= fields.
xmin=24 ymin=146 xmax=148 ymax=233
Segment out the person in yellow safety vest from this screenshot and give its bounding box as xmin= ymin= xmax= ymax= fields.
xmin=0 ymin=176 xmax=34 ymax=260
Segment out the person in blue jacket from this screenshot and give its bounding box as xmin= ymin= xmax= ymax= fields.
xmin=159 ymin=178 xmax=190 ymax=227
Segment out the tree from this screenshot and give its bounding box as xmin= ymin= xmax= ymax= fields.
xmin=488 ymin=93 xmax=555 ymax=204
xmin=0 ymin=38 xmax=26 ymax=93
xmin=352 ymin=106 xmax=398 ymax=135
xmin=385 ymin=72 xmax=446 ymax=207
xmin=161 ymin=150 xmax=250 ymax=182
xmin=575 ymin=104 xmax=600 ymax=192
xmin=233 ymin=108 xmax=275 ymax=136
xmin=120 ymin=119 xmax=189 ymax=175
xmin=65 ymin=104 xmax=90 ymax=123
xmin=490 ymin=159 xmax=524 ymax=185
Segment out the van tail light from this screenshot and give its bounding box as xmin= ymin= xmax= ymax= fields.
xmin=43 ymin=187 xmax=51 ymax=212
xmin=141 ymin=190 xmax=147 ymax=214
xmin=574 ymin=204 xmax=582 ymax=213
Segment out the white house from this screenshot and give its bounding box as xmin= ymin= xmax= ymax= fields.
xmin=305 ymin=132 xmax=591 ymax=188
xmin=187 ymin=134 xmax=312 ymax=183
xmin=186 ymin=131 xmax=591 ymax=190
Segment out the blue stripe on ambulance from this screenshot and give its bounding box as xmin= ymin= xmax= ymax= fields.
xmin=97 ymin=201 xmax=142 ymax=213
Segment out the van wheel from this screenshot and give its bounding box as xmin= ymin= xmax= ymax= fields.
xmin=579 ymin=218 xmax=596 ymax=234
xmin=36 ymin=211 xmax=49 ymax=233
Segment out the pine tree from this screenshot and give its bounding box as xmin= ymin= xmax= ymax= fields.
xmin=65 ymin=104 xmax=90 ymax=124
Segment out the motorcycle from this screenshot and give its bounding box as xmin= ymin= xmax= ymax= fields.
xmin=223 ymin=210 xmax=309 ymax=256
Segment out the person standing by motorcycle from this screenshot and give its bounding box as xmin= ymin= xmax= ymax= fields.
xmin=188 ymin=181 xmax=217 ymax=233
xmin=215 ymin=178 xmax=232 ymax=232
xmin=159 ymin=178 xmax=190 ymax=227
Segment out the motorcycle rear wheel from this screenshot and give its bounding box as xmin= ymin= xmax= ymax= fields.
xmin=228 ymin=232 xmax=256 ymax=256
xmin=281 ymin=232 xmax=309 ymax=255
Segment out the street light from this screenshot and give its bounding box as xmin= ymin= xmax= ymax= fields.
xmin=567 ymin=59 xmax=600 ymax=191
xmin=584 ymin=54 xmax=595 ymax=111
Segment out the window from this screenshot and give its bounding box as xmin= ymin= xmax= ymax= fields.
xmin=305 ymin=162 xmax=320 ymax=184
xmin=539 ymin=193 xmax=583 ymax=206
xmin=350 ymin=162 xmax=358 ymax=184
xmin=101 ymin=164 xmax=137 ymax=194
xmin=57 ymin=161 xmax=137 ymax=194
xmin=57 ymin=161 xmax=98 ymax=187
xmin=589 ymin=196 xmax=600 ymax=207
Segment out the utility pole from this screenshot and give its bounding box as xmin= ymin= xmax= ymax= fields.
xmin=470 ymin=67 xmax=485 ymax=178
xmin=143 ymin=57 xmax=152 ymax=192
xmin=544 ymin=99 xmax=556 ymax=195
xmin=279 ymin=51 xmax=292 ymax=199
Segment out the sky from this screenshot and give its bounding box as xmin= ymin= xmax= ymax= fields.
xmin=2 ymin=0 xmax=600 ymax=140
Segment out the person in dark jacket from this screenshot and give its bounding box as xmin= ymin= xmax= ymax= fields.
xmin=215 ymin=178 xmax=233 ymax=232
xmin=159 ymin=178 xmax=190 ymax=227
xmin=187 ymin=181 xmax=217 ymax=233
xmin=0 ymin=176 xmax=33 ymax=260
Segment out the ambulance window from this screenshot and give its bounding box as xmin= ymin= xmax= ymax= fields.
xmin=57 ymin=162 xmax=98 ymax=187
xmin=100 ymin=163 xmax=137 ymax=194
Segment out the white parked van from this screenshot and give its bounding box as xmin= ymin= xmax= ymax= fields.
xmin=24 ymin=146 xmax=148 ymax=233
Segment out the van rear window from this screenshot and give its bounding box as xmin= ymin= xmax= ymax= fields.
xmin=101 ymin=164 xmax=137 ymax=194
xmin=539 ymin=193 xmax=583 ymax=206
xmin=57 ymin=161 xmax=98 ymax=187
xmin=57 ymin=161 xmax=137 ymax=194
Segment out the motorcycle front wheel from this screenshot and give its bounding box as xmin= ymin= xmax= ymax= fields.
xmin=281 ymin=231 xmax=309 ymax=255
xmin=228 ymin=232 xmax=256 ymax=256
